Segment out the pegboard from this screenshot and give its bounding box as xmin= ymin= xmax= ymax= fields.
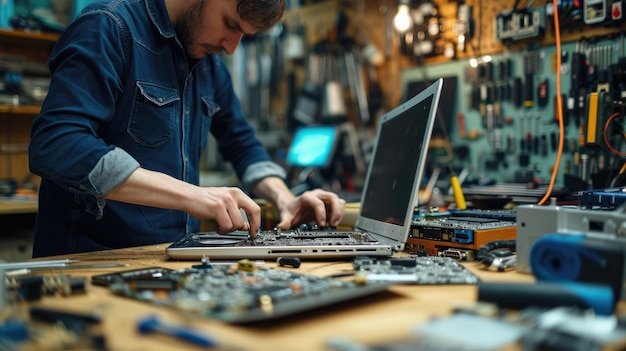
xmin=401 ymin=33 xmax=625 ymax=191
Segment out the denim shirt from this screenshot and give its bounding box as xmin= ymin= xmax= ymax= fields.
xmin=28 ymin=0 xmax=286 ymax=257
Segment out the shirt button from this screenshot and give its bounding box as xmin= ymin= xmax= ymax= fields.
xmin=158 ymin=97 xmax=163 ymax=102
xmin=185 ymin=111 xmax=189 ymax=115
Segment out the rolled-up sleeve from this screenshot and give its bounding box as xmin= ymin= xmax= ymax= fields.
xmin=89 ymin=147 xmax=140 ymax=194
xmin=241 ymin=161 xmax=287 ymax=190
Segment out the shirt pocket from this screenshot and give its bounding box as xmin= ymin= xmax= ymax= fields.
xmin=128 ymin=81 xmax=180 ymax=147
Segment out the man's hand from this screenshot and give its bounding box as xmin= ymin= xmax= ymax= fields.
xmin=276 ymin=189 xmax=346 ymax=230
xmin=105 ymin=168 xmax=261 ymax=237
xmin=184 ymin=187 xmax=261 ymax=237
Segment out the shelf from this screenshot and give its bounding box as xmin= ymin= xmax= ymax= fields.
xmin=0 ymin=104 xmax=41 ymax=116
xmin=0 ymin=200 xmax=38 ymax=214
xmin=0 ymin=29 xmax=59 ymax=47
xmin=0 ymin=29 xmax=50 ymax=117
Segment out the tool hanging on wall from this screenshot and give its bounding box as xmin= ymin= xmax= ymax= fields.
xmin=537 ymin=78 xmax=548 ymax=107
xmin=523 ymin=51 xmax=542 ymax=108
xmin=292 ymin=52 xmax=324 ymax=126
xmin=243 ymin=37 xmax=274 ymax=130
xmin=344 ymin=47 xmax=370 ymax=127
xmin=321 ymin=51 xmax=348 ymax=124
xmin=259 ymin=45 xmax=273 ymax=130
xmin=284 ymin=14 xmax=307 ymax=132
xmin=335 ymin=8 xmax=374 ymax=128
xmin=364 ymin=60 xmax=384 ymax=127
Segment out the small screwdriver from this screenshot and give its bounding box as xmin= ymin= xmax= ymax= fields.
xmin=137 ymin=315 xmax=218 ymax=348
xmin=449 ymin=168 xmax=467 ymax=210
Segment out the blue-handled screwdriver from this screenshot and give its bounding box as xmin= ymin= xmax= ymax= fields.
xmin=137 ymin=315 xmax=218 ymax=348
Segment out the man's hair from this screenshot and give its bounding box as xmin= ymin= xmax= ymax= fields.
xmin=237 ymin=0 xmax=285 ymax=32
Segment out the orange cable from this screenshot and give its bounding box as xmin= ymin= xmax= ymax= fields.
xmin=538 ymin=1 xmax=564 ymax=205
xmin=603 ymin=112 xmax=626 ymax=157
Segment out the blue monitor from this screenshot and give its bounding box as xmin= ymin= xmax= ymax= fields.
xmin=286 ymin=126 xmax=339 ymax=168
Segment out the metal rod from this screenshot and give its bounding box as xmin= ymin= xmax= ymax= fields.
xmin=0 ymin=259 xmax=79 ymax=270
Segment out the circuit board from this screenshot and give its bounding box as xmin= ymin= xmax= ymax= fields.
xmin=352 ymin=256 xmax=480 ymax=284
xmin=103 ymin=262 xmax=388 ymax=323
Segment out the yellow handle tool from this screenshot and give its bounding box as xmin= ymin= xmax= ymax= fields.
xmin=450 ymin=175 xmax=466 ymax=210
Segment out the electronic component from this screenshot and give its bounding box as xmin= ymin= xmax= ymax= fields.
xmin=439 ymin=248 xmax=475 ymax=261
xmin=351 ymin=256 xmax=480 ymax=284
xmin=106 ymin=264 xmax=388 ymax=323
xmin=495 ymin=7 xmax=545 ymax=42
xmin=406 ymin=238 xmax=474 ymax=259
xmin=579 ymin=188 xmax=626 ymax=209
xmin=237 ymin=259 xmax=257 ymax=272
xmin=407 ymin=211 xmax=516 ymax=258
xmin=92 ymin=267 xmax=173 ymax=286
xmin=277 ymin=257 xmax=301 ymax=268
xmin=447 ymin=209 xmax=516 ymax=222
xmin=5 ymin=275 xmax=88 ymax=301
xmin=584 ymin=0 xmax=607 ymax=24
xmin=408 ymin=213 xmax=516 ymax=253
xmin=516 ymin=202 xmax=626 ymax=299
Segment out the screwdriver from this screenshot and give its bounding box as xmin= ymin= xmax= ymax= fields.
xmin=449 ymin=167 xmax=466 ymax=210
xmin=137 ymin=315 xmax=218 ymax=348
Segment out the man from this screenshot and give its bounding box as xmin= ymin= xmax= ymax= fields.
xmin=28 ymin=0 xmax=345 ymax=257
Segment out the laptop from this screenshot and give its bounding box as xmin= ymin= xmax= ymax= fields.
xmin=166 ymin=78 xmax=443 ymax=260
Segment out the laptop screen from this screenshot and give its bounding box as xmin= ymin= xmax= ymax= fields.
xmin=356 ymin=78 xmax=442 ymax=245
xmin=286 ymin=126 xmax=339 ymax=168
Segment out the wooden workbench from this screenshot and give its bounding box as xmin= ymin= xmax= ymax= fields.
xmin=12 ymin=245 xmax=538 ymax=350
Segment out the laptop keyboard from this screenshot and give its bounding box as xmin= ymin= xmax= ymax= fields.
xmin=173 ymin=226 xmax=382 ymax=248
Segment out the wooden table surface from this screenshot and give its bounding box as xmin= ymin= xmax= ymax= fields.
xmin=10 ymin=244 xmax=538 ymax=351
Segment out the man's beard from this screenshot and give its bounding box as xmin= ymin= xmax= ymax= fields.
xmin=175 ymin=0 xmax=215 ymax=58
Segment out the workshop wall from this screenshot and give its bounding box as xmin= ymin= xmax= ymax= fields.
xmin=283 ymin=0 xmax=626 ymax=191
xmin=229 ymin=0 xmax=626 ymax=192
xmin=393 ymin=0 xmax=626 ymax=190
xmin=403 ymin=36 xmax=624 ymax=189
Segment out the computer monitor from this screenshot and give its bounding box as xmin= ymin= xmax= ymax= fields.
xmin=286 ymin=125 xmax=339 ymax=169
